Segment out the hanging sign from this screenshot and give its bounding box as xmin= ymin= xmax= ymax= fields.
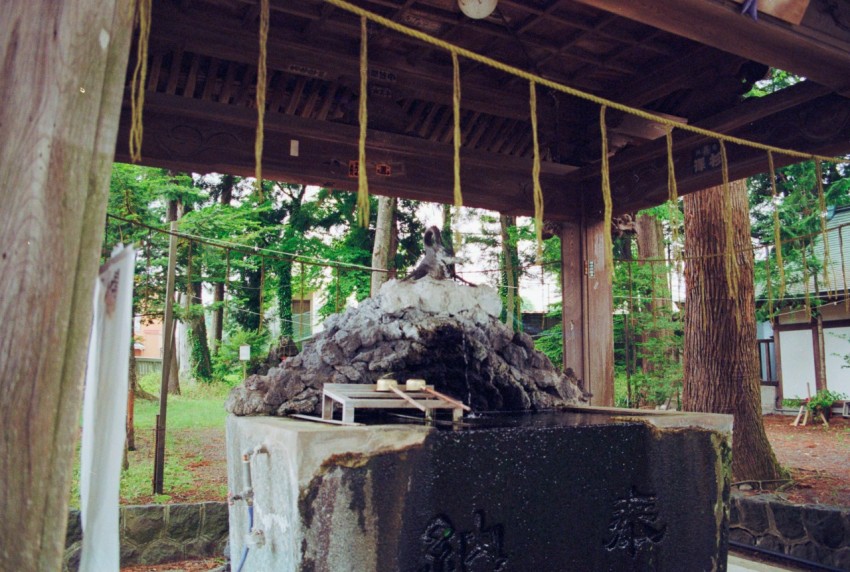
xmin=349 ymin=161 xmax=402 ymax=178
xmin=286 ymin=63 xmax=327 ymax=79
xmin=368 ymin=67 xmax=398 ymax=83
xmin=692 ymin=143 xmax=722 ymax=175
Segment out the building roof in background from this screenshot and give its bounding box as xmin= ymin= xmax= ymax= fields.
xmin=781 ymin=205 xmax=850 ymax=299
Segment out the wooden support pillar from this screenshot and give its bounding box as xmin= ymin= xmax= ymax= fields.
xmin=560 ymin=217 xmax=615 ymax=406
xmin=0 ymin=1 xmax=134 ymax=570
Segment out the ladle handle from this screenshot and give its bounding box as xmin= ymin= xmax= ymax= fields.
xmin=390 ymin=386 xmax=427 ymax=412
xmin=422 ymin=387 xmax=471 ymax=411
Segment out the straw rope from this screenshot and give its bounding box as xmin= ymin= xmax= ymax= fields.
xmin=801 ymin=239 xmax=811 ymax=316
xmin=357 ymin=15 xmax=370 ymax=227
xmin=323 ymin=0 xmax=847 ymax=165
xmin=767 ymin=151 xmax=786 ymax=298
xmin=765 ymin=246 xmax=773 ymax=317
xmin=719 ymin=140 xmax=739 ymax=300
xmin=841 ymin=226 xmax=849 ymax=312
xmin=600 ymin=106 xmax=613 ymax=282
xmin=129 ymin=0 xmax=152 ymax=163
xmin=530 ymin=81 xmax=544 ymax=263
xmin=452 ymin=52 xmax=463 ymax=208
xmin=815 ymin=159 xmax=831 ymax=296
xmin=666 ymin=128 xmax=681 ymax=271
xmin=254 ymin=0 xmax=269 ymax=200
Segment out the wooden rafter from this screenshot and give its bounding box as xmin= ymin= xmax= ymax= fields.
xmin=572 ymin=0 xmax=850 ymax=96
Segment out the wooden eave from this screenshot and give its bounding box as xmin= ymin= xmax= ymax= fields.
xmin=117 ymin=0 xmax=850 ymax=220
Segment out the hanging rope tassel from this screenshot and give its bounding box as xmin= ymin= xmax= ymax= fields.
xmin=223 ymin=248 xmax=230 ymax=327
xmin=841 ymin=226 xmax=849 ymax=312
xmin=767 ymin=151 xmax=786 ymax=299
xmin=666 ymin=128 xmax=682 ymax=273
xmin=599 ymin=105 xmax=614 ymax=282
xmin=258 ymin=257 xmax=266 ymax=332
xmin=719 ymin=140 xmax=739 ymax=300
xmin=335 ymin=267 xmax=342 ymax=312
xmin=357 ymin=16 xmax=370 ymax=227
xmin=530 ymin=81 xmax=544 ymax=263
xmin=815 ymin=159 xmax=831 ymax=297
xmin=129 ymin=0 xmax=152 ymax=163
xmin=650 ymin=260 xmax=657 ymax=328
xmin=765 ymin=246 xmax=773 ymax=318
xmin=801 ymin=239 xmax=811 ymax=317
xmin=452 ymin=51 xmax=463 ymax=208
xmin=254 ymin=0 xmax=269 ymax=200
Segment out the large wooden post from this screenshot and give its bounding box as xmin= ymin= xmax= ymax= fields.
xmin=0 ymin=1 xmax=134 ymax=570
xmin=560 ymin=217 xmax=615 ymax=406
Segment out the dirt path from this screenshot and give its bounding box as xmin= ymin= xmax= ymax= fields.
xmin=760 ymin=414 xmax=850 ymax=506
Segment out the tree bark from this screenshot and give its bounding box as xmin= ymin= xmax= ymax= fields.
xmin=211 ymin=175 xmax=234 ymax=351
xmin=0 ymin=1 xmax=133 ymax=569
xmin=188 ymin=282 xmax=211 ymax=383
xmin=371 ymin=196 xmax=396 ymax=296
xmin=635 ymin=213 xmax=671 ymax=373
xmin=683 ymin=179 xmax=783 ymax=481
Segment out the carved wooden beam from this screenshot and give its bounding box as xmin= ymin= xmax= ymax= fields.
xmin=557 ymin=89 xmax=850 ymax=217
xmin=116 ymin=92 xmax=580 ymax=219
xmin=149 ymin=1 xmax=534 ymax=120
xmin=118 ymin=80 xmax=849 ymax=221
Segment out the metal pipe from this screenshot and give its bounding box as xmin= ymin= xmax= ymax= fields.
xmin=729 ymin=540 xmax=845 ymax=572
xmin=230 ymin=445 xmax=268 ymax=572
xmin=235 ymin=505 xmax=254 ymax=572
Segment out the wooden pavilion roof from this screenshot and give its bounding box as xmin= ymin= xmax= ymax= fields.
xmin=115 ymin=0 xmax=850 ymax=221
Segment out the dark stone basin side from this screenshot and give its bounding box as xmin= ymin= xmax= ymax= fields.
xmin=227 ymin=410 xmax=731 ymax=571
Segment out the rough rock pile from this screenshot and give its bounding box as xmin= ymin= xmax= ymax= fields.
xmin=226 ymin=278 xmax=585 ymax=416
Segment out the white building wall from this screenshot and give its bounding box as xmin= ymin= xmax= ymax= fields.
xmin=778 ymin=329 xmax=816 ymax=399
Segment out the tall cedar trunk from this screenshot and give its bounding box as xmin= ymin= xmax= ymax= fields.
xmin=683 ymin=179 xmax=783 ymax=481
xmin=500 ymin=215 xmax=521 ymax=331
xmin=279 ymin=257 xmax=294 ymax=339
xmin=0 ymin=1 xmax=133 ymax=568
xmin=236 ymin=266 xmax=262 ymax=331
xmin=211 ymin=176 xmax=234 ymax=351
xmin=278 ymin=185 xmax=308 ymax=340
xmin=189 ymin=281 xmax=212 ymax=382
xmin=635 ymin=213 xmax=672 ymax=373
xmin=371 ymin=196 xmax=397 ymax=296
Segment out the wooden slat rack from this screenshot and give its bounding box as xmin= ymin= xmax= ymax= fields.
xmin=322 ymin=383 xmax=468 ymax=424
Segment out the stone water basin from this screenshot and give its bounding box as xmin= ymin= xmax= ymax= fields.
xmin=227 ymin=407 xmax=732 ymax=571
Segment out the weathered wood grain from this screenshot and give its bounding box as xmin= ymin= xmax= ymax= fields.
xmin=0 ymin=0 xmax=133 ymax=569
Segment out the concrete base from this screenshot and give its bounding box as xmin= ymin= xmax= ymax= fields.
xmin=227 ymin=408 xmax=732 ymax=571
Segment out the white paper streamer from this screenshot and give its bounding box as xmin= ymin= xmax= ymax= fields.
xmin=79 ymin=244 xmax=136 ymax=572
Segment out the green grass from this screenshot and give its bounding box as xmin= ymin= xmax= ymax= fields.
xmin=69 ymin=378 xmax=230 ymax=508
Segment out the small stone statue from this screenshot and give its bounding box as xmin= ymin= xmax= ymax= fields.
xmin=406 ymin=226 xmax=475 ymax=285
